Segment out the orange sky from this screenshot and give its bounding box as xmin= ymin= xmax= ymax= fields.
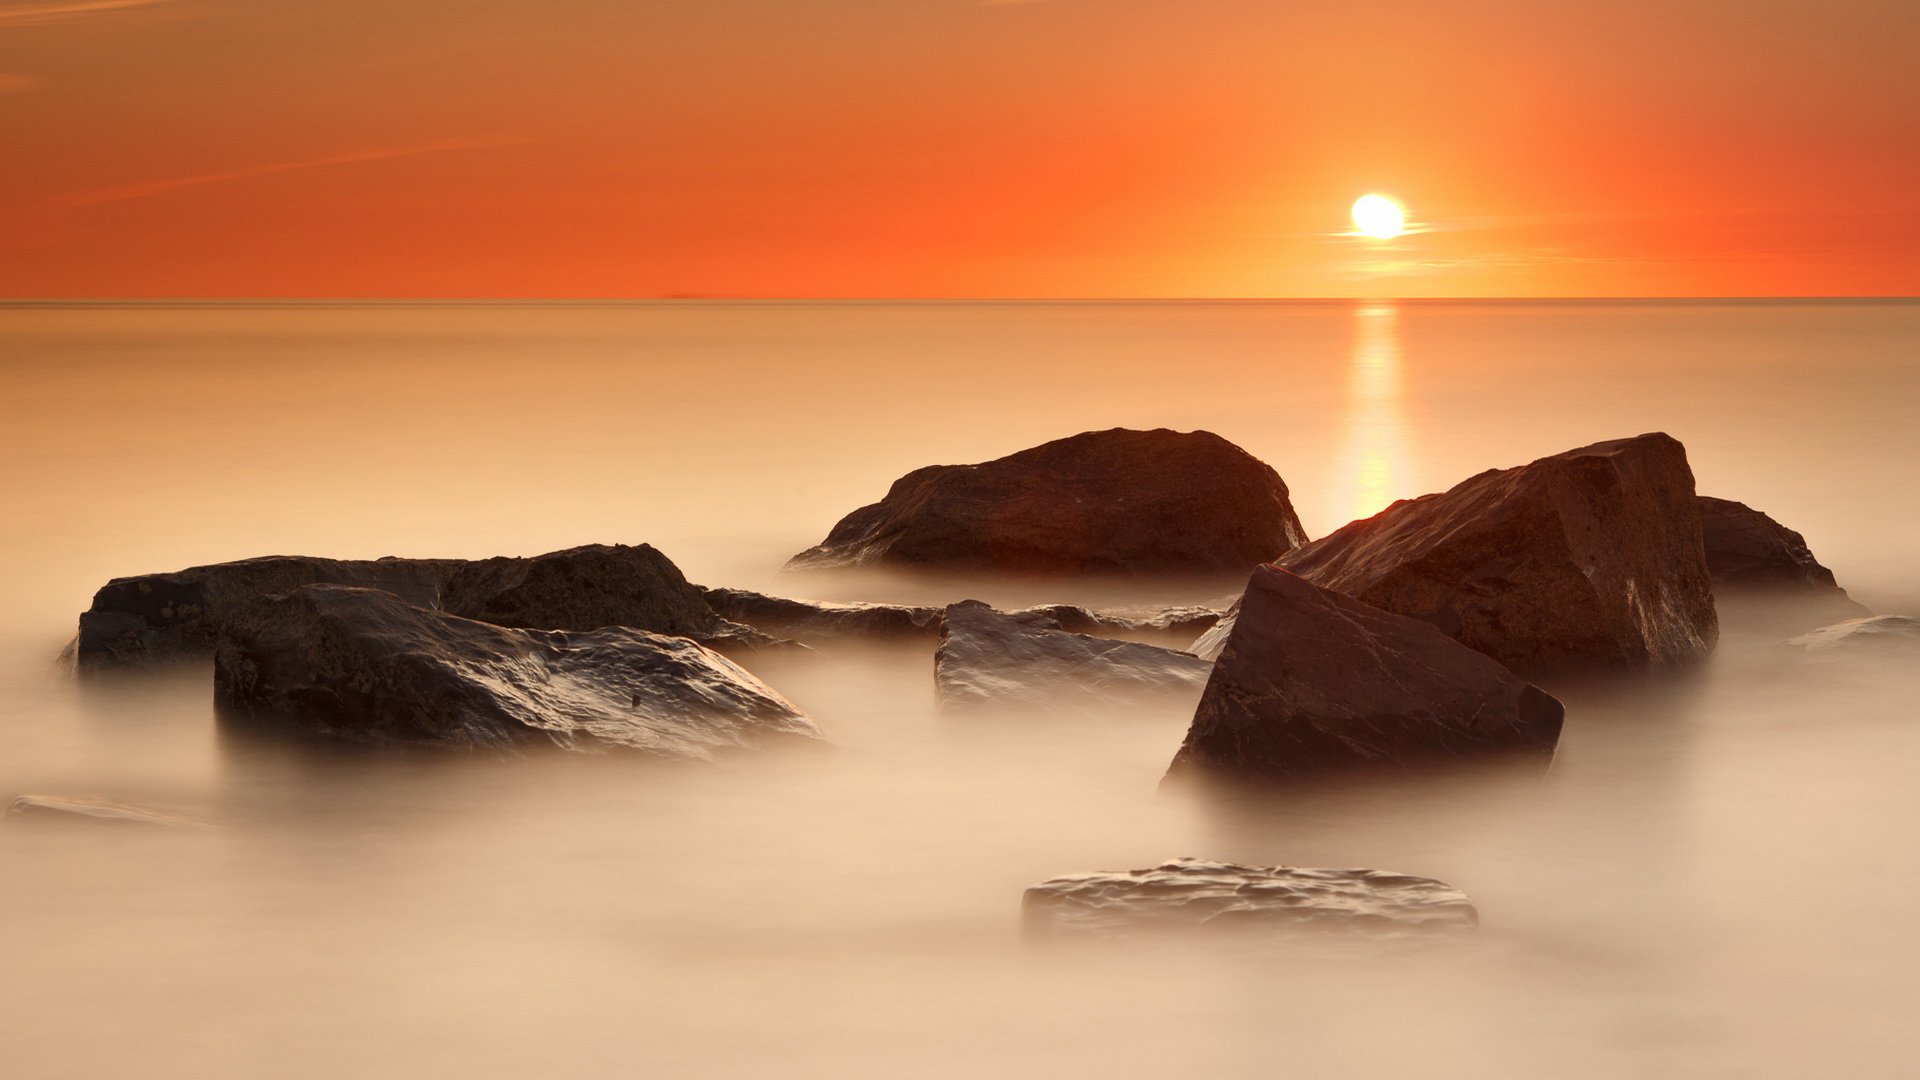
xmin=2 ymin=0 xmax=1917 ymax=297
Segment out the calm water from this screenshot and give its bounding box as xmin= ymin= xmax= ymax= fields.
xmin=1 ymin=300 xmax=1916 ymax=1078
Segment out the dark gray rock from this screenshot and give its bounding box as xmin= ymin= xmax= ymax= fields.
xmin=6 ymin=795 xmax=209 ymax=829
xmin=1023 ymin=858 xmax=1478 ymax=937
xmin=1280 ymin=433 xmax=1717 ymax=673
xmin=788 ymin=428 xmax=1308 ymax=576
xmin=77 ymin=544 xmax=761 ymax=670
xmin=213 ymin=585 xmax=821 ymax=757
xmin=1168 ymin=566 xmax=1563 ymax=784
xmin=935 ymin=600 xmax=1214 ymax=710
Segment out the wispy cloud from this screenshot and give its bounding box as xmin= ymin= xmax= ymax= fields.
xmin=0 ymin=0 xmax=177 ymax=26
xmin=53 ymin=135 xmax=526 ymax=208
xmin=0 ymin=73 xmax=38 ymax=93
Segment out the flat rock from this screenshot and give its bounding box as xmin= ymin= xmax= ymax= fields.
xmin=699 ymin=587 xmax=944 ymax=642
xmin=213 ymin=585 xmax=822 ymax=757
xmin=1280 ymin=433 xmax=1718 ymax=673
xmin=78 ymin=544 xmax=756 ymax=670
xmin=935 ymin=600 xmax=1214 ymax=710
xmin=787 ymin=428 xmax=1308 ymax=576
xmin=1786 ymin=615 xmax=1920 ymax=656
xmin=1168 ymin=566 xmax=1564 ymax=783
xmin=1023 ymin=858 xmax=1478 ymax=937
xmin=6 ymin=795 xmax=208 ymax=828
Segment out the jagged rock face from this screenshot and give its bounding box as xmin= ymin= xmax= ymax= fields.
xmin=77 ymin=544 xmax=743 ymax=670
xmin=935 ymin=600 xmax=1214 ymax=710
xmin=1169 ymin=566 xmax=1564 ymax=784
xmin=699 ymin=587 xmax=944 ymax=642
xmin=213 ymin=585 xmax=821 ymax=757
xmin=1280 ymin=433 xmax=1718 ymax=673
xmin=1697 ymin=496 xmax=1845 ymax=591
xmin=1022 ymin=858 xmax=1478 ymax=937
xmin=787 ymin=428 xmax=1308 ymax=576
xmin=1786 ymin=615 xmax=1920 ymax=656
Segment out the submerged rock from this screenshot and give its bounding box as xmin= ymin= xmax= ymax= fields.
xmin=1168 ymin=566 xmax=1563 ymax=784
xmin=1280 ymin=433 xmax=1717 ymax=673
xmin=787 ymin=428 xmax=1308 ymax=576
xmin=935 ymin=600 xmax=1214 ymax=710
xmin=77 ymin=544 xmax=756 ymax=670
xmin=213 ymin=585 xmax=821 ymax=757
xmin=6 ymin=795 xmax=208 ymax=829
xmin=1023 ymin=858 xmax=1478 ymax=937
xmin=1786 ymin=615 xmax=1920 ymax=656
xmin=699 ymin=587 xmax=944 ymax=643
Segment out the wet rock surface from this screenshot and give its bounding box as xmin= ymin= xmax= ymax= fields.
xmin=700 ymin=587 xmax=944 ymax=642
xmin=787 ymin=428 xmax=1308 ymax=576
xmin=1280 ymin=433 xmax=1718 ymax=673
xmin=1786 ymin=615 xmax=1920 ymax=655
xmin=77 ymin=544 xmax=755 ymax=669
xmin=6 ymin=795 xmax=209 ymax=828
xmin=1169 ymin=566 xmax=1563 ymax=784
xmin=1023 ymin=858 xmax=1478 ymax=937
xmin=213 ymin=585 xmax=822 ymax=757
xmin=935 ymin=600 xmax=1213 ymax=709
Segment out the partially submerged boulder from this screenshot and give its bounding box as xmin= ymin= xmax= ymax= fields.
xmin=1023 ymin=858 xmax=1478 ymax=937
xmin=699 ymin=587 xmax=944 ymax=643
xmin=1280 ymin=433 xmax=1717 ymax=672
xmin=1168 ymin=566 xmax=1563 ymax=784
xmin=213 ymin=585 xmax=821 ymax=757
xmin=1786 ymin=615 xmax=1920 ymax=656
xmin=5 ymin=795 xmax=209 ymax=829
xmin=788 ymin=428 xmax=1308 ymax=576
xmin=935 ymin=600 xmax=1213 ymax=710
xmin=77 ymin=544 xmax=757 ymax=670
xmin=1698 ymin=496 xmax=1846 ymax=592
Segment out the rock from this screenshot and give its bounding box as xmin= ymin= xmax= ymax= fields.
xmin=1004 ymin=603 xmax=1222 ymax=641
xmin=213 ymin=585 xmax=822 ymax=757
xmin=787 ymin=428 xmax=1308 ymax=576
xmin=1786 ymin=615 xmax=1920 ymax=656
xmin=6 ymin=795 xmax=208 ymax=828
xmin=1168 ymin=566 xmax=1564 ymax=784
xmin=1279 ymin=433 xmax=1718 ymax=672
xmin=77 ymin=544 xmax=757 ymax=670
xmin=1698 ymin=496 xmax=1846 ymax=591
xmin=935 ymin=600 xmax=1214 ymax=710
xmin=699 ymin=587 xmax=944 ymax=643
xmin=1022 ymin=858 xmax=1478 ymax=937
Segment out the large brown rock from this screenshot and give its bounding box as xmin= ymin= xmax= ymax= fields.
xmin=1168 ymin=566 xmax=1564 ymax=784
xmin=1279 ymin=433 xmax=1718 ymax=672
xmin=935 ymin=600 xmax=1214 ymax=710
xmin=77 ymin=544 xmax=754 ymax=670
xmin=786 ymin=428 xmax=1308 ymax=576
xmin=1697 ymin=496 xmax=1844 ymax=592
xmin=1023 ymin=858 xmax=1478 ymax=938
xmin=213 ymin=585 xmax=820 ymax=757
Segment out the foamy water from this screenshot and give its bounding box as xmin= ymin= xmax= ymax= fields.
xmin=1 ymin=300 xmax=1916 ymax=1078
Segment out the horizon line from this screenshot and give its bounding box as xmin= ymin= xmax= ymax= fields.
xmin=1 ymin=295 xmax=1916 ymax=305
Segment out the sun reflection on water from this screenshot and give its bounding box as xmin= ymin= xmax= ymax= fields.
xmin=1331 ymin=300 xmax=1413 ymax=528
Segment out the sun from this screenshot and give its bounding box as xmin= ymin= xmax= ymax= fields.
xmin=1351 ymin=194 xmax=1406 ymax=239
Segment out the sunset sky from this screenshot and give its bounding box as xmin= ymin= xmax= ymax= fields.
xmin=2 ymin=0 xmax=1917 ymax=298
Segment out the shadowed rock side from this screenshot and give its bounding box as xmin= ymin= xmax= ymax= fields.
xmin=77 ymin=544 xmax=764 ymax=670
xmin=6 ymin=795 xmax=209 ymax=829
xmin=701 ymin=587 xmax=1223 ymax=647
xmin=1786 ymin=615 xmax=1920 ymax=656
xmin=935 ymin=600 xmax=1214 ymax=710
xmin=1168 ymin=566 xmax=1563 ymax=784
xmin=1023 ymin=858 xmax=1478 ymax=937
xmin=213 ymin=585 xmax=821 ymax=757
xmin=1279 ymin=433 xmax=1718 ymax=673
xmin=787 ymin=428 xmax=1308 ymax=576
xmin=1698 ymin=496 xmax=1845 ymax=591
